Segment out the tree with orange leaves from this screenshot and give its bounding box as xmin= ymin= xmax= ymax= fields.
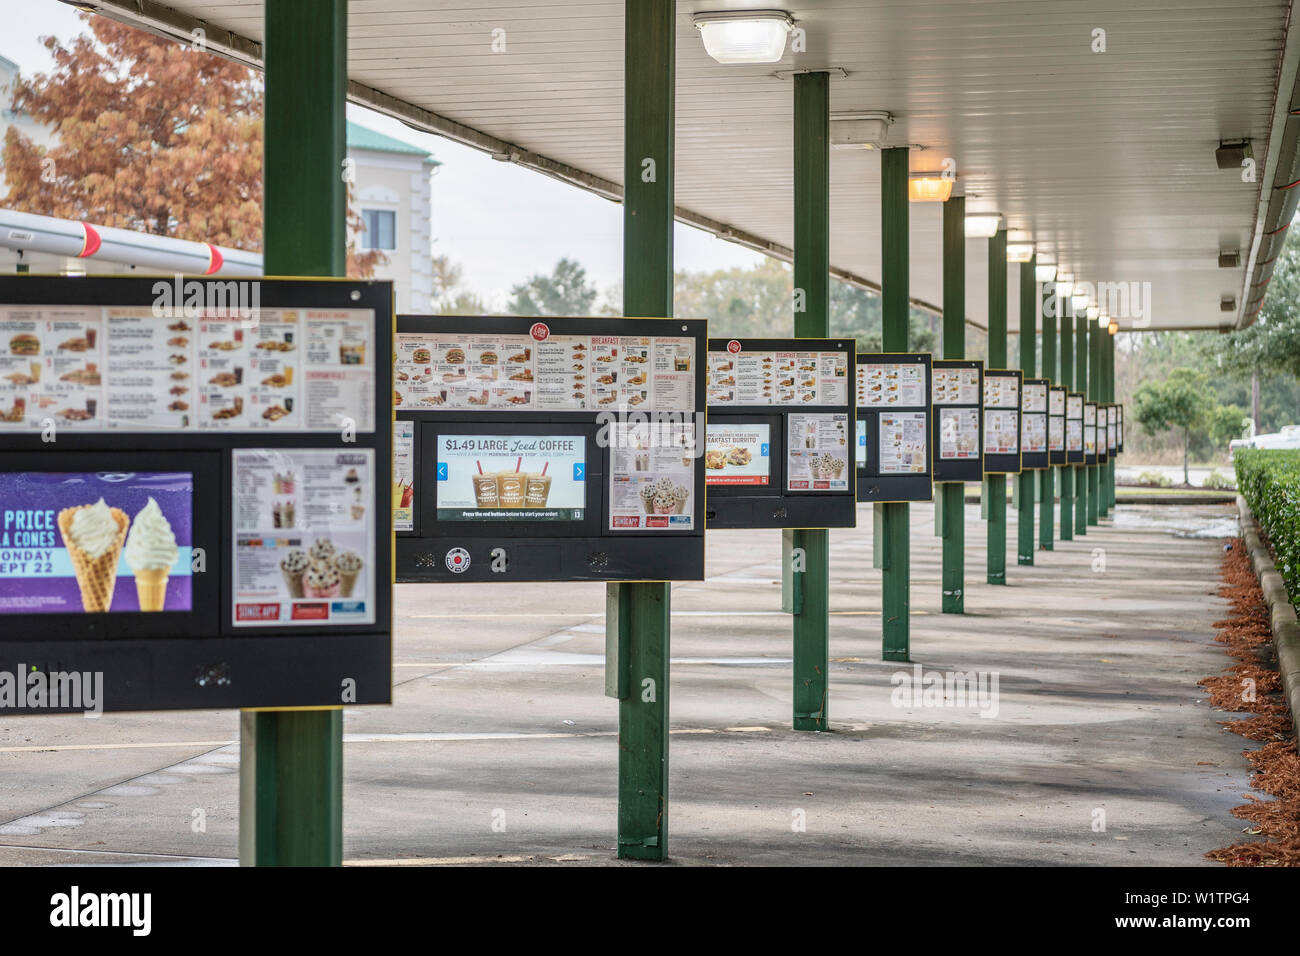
xmin=2 ymin=13 xmax=383 ymax=276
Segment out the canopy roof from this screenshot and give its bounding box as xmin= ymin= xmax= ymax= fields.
xmin=76 ymin=0 xmax=1300 ymax=332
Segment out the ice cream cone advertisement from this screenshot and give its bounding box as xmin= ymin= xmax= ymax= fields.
xmin=434 ymin=434 xmax=586 ymax=521
xmin=0 ymin=472 xmax=192 ymax=615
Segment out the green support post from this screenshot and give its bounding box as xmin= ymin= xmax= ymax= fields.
xmin=240 ymin=0 xmax=347 ymax=868
xmin=940 ymin=195 xmax=966 ymax=613
xmin=1074 ymin=303 xmax=1088 ymax=536
xmin=1087 ymin=314 xmax=1100 ymax=526
xmin=880 ymin=148 xmax=910 ymax=660
xmin=986 ymin=229 xmax=1008 ymax=584
xmin=1039 ymin=278 xmax=1055 ymax=550
xmin=1059 ymin=297 xmax=1073 ymax=541
xmin=1016 ymin=257 xmax=1036 ymax=566
xmin=615 ymin=0 xmax=674 ymax=860
xmin=790 ymin=71 xmax=831 ymax=730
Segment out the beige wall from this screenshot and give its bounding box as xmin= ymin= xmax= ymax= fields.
xmin=350 ymin=148 xmax=434 ymax=315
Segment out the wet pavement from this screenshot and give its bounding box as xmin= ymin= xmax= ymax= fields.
xmin=0 ymin=500 xmax=1254 ymax=866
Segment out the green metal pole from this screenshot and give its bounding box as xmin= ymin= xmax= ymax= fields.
xmin=615 ymin=0 xmax=674 ymax=860
xmin=940 ymin=195 xmax=965 ymax=613
xmin=1016 ymin=256 xmax=1036 ymax=566
xmin=1059 ymin=296 xmax=1073 ymax=541
xmin=986 ymin=229 xmax=1007 ymax=584
xmin=1088 ymin=314 xmax=1100 ymax=526
xmin=790 ymin=71 xmax=830 ymax=731
xmin=240 ymin=0 xmax=347 ymax=868
xmin=880 ymin=148 xmax=910 ymax=660
xmin=1039 ymin=277 xmax=1055 ymax=550
xmin=1074 ymin=302 xmax=1088 ymax=536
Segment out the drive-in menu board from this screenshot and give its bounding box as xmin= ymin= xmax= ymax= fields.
xmin=1084 ymin=401 xmax=1099 ymax=464
xmin=1049 ymin=385 xmax=1067 ymax=465
xmin=982 ymin=369 xmax=1022 ymax=473
xmin=857 ymin=352 xmax=932 ymax=502
xmin=395 ymin=331 xmax=694 ymax=413
xmin=931 ymin=359 xmax=983 ymax=483
xmin=1020 ymin=378 xmax=1049 ymax=468
xmin=708 ymin=345 xmax=848 ymax=406
xmin=1106 ymin=405 xmax=1117 ymax=454
xmin=1 ymin=305 xmax=375 ymax=433
xmin=1066 ymin=392 xmax=1084 ymax=463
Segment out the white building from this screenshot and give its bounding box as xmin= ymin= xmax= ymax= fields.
xmin=0 ymin=54 xmax=438 ymax=308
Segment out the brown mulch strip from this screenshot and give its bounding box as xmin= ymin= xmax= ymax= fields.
xmin=1201 ymin=538 xmax=1300 ymax=866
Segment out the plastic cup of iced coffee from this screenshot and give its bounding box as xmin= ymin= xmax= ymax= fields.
xmin=525 ymin=472 xmax=552 ymax=508
xmin=472 ymin=473 xmax=500 ymax=508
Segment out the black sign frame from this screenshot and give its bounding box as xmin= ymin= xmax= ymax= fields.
xmin=855 ymin=352 xmax=933 ymax=503
xmin=394 ymin=314 xmax=707 ymax=583
xmin=704 ymin=337 xmax=856 ymax=530
xmin=0 ymin=274 xmax=394 ymax=713
xmin=1020 ymin=377 xmax=1051 ymax=470
xmin=982 ymin=368 xmax=1023 ymax=475
xmin=1085 ymin=401 xmax=1100 ymax=466
xmin=931 ymin=359 xmax=984 ymax=484
xmin=1048 ymin=385 xmax=1067 ymax=466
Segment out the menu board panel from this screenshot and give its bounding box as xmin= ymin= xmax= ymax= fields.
xmin=708 ymin=349 xmax=848 ymax=406
xmin=857 ymin=361 xmax=926 ymax=407
xmin=879 ymin=411 xmax=928 ymax=474
xmin=985 ymin=410 xmax=1020 ymax=454
xmin=787 ymin=413 xmax=850 ymax=491
xmin=608 ymin=420 xmax=696 ymax=531
xmin=397 ymin=331 xmax=695 ymax=414
xmin=983 ymin=374 xmax=1020 ymax=409
xmin=939 ymin=407 xmax=980 ymax=460
xmin=1049 ymin=389 xmax=1065 ymax=416
xmin=932 ymin=366 xmax=980 ymax=405
xmin=982 ymin=369 xmax=1023 ymax=472
xmin=0 ymin=305 xmax=375 ymax=433
xmin=231 ymin=448 xmax=377 ymax=628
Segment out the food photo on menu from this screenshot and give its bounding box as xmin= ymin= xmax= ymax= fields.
xmin=0 ymin=472 xmax=192 ymax=615
xmin=704 ymin=424 xmax=770 ymax=485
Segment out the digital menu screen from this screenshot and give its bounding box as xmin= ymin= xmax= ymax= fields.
xmin=705 ymin=424 xmax=771 ymax=485
xmin=0 ymin=471 xmax=193 ymax=615
xmin=856 ymin=418 xmax=867 ymax=468
xmin=436 ymin=434 xmax=586 ymax=520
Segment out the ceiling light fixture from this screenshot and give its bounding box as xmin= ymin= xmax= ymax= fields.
xmin=1215 ymin=139 xmax=1252 ymax=170
xmin=830 ymin=111 xmax=894 ymax=149
xmin=694 ymin=10 xmax=794 ymax=64
xmin=908 ymin=173 xmax=953 ymax=203
xmin=964 ymin=215 xmax=1001 ymax=238
xmin=1035 ymin=262 xmax=1057 ymax=283
xmin=1072 ymin=292 xmax=1091 ymax=310
xmin=1006 ymin=243 xmax=1035 ymax=263
xmin=1221 ymin=296 xmax=1237 ymax=312
xmin=1218 ymin=249 xmax=1240 ymax=268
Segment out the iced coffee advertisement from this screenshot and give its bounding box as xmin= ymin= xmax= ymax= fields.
xmin=705 ymin=424 xmax=770 ymax=485
xmin=933 ymin=366 xmax=979 ymax=405
xmin=786 ymin=413 xmax=849 ymax=491
xmin=231 ymin=448 xmax=376 ymax=627
xmin=1022 ymin=412 xmax=1048 ymax=453
xmin=879 ymin=411 xmax=928 ymax=474
xmin=983 ymin=374 xmax=1019 ymax=409
xmin=0 ymin=471 xmax=193 ymax=615
xmin=435 ymin=435 xmax=586 ymax=520
xmin=984 ymin=409 xmax=1020 ymax=454
xmin=0 ymin=306 xmax=373 ymax=434
xmin=859 ymin=362 xmax=925 ymax=407
xmin=608 ymin=421 xmax=695 ymax=530
xmin=393 ymin=420 xmax=415 ymax=532
xmin=396 ymin=331 xmax=694 ymax=413
xmin=708 ymin=349 xmax=847 ymax=406
xmin=1049 ymin=414 xmax=1065 ymax=451
xmin=939 ymin=407 xmax=980 ymax=460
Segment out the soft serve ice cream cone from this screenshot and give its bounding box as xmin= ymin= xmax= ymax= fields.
xmin=124 ymin=497 xmax=179 ymax=612
xmin=58 ymin=499 xmax=130 ymax=613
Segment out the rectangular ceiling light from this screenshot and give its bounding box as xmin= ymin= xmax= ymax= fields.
xmin=908 ymin=177 xmax=952 ymax=203
xmin=694 ymin=10 xmax=793 ymax=64
xmin=1006 ymin=244 xmax=1034 ymax=262
xmin=965 ymin=215 xmax=1001 ymax=238
xmin=1218 ymin=250 xmax=1240 ymax=268
xmin=1035 ymin=263 xmax=1057 ymax=282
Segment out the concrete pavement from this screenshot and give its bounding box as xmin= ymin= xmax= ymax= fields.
xmin=0 ymin=500 xmax=1253 ymax=865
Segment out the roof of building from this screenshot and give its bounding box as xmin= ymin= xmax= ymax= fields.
xmin=346 ymin=120 xmax=441 ymax=166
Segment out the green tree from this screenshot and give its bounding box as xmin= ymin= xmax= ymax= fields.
xmin=430 ymin=254 xmax=487 ymax=313
xmin=1134 ymin=367 xmax=1213 ymax=484
xmin=508 ymin=257 xmax=599 ymax=316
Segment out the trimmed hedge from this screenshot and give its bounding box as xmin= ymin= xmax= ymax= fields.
xmin=1235 ymin=448 xmax=1300 ymax=611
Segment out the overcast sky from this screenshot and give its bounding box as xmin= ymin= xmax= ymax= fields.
xmin=1 ymin=0 xmax=765 ymax=309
